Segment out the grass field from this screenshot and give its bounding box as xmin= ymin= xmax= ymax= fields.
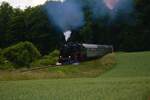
xmin=0 ymin=52 xmax=150 ymax=100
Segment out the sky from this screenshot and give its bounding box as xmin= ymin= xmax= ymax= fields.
xmin=0 ymin=0 xmax=118 ymax=10
xmin=0 ymin=0 xmax=63 ymax=9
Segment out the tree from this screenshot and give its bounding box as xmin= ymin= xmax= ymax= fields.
xmin=0 ymin=2 xmax=13 ymax=47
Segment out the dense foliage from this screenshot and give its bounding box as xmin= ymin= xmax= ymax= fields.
xmin=0 ymin=2 xmax=64 ymax=54
xmin=0 ymin=0 xmax=150 ymax=54
xmin=0 ymin=49 xmax=12 ymax=69
xmin=3 ymin=41 xmax=41 ymax=68
xmin=31 ymin=50 xmax=59 ymax=67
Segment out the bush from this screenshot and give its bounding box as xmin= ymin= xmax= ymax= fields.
xmin=0 ymin=49 xmax=4 ymax=64
xmin=3 ymin=41 xmax=41 ymax=68
xmin=0 ymin=61 xmax=13 ymax=70
xmin=31 ymin=50 xmax=59 ymax=67
xmin=0 ymin=49 xmax=13 ymax=69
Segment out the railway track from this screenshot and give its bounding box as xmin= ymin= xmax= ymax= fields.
xmin=20 ymin=65 xmax=57 ymax=72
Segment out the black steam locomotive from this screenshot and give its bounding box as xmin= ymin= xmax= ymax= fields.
xmin=57 ymin=42 xmax=113 ymax=65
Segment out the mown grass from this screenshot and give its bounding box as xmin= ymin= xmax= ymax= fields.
xmin=0 ymin=53 xmax=115 ymax=80
xmin=0 ymin=52 xmax=150 ymax=100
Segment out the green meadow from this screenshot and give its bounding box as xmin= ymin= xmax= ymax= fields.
xmin=0 ymin=52 xmax=150 ymax=100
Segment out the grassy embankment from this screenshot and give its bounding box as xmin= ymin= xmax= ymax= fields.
xmin=0 ymin=53 xmax=115 ymax=80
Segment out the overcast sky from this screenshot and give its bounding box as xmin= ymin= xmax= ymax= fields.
xmin=0 ymin=0 xmax=63 ymax=9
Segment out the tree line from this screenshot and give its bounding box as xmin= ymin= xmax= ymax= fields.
xmin=0 ymin=0 xmax=150 ymax=55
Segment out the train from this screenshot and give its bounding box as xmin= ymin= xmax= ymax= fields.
xmin=57 ymin=42 xmax=113 ymax=65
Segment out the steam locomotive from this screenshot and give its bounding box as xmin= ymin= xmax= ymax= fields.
xmin=57 ymin=42 xmax=113 ymax=65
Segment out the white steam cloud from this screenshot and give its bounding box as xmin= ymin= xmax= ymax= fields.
xmin=64 ymin=30 xmax=72 ymax=41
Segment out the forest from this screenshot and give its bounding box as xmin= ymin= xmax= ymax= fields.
xmin=0 ymin=0 xmax=150 ymax=55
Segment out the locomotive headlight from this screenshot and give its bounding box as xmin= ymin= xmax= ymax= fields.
xmin=69 ymin=56 xmax=71 ymax=58
xmin=60 ymin=56 xmax=62 ymax=58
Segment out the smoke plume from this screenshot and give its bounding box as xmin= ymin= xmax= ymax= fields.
xmin=45 ymin=0 xmax=84 ymax=32
xmin=91 ymin=0 xmax=134 ymax=19
xmin=44 ymin=0 xmax=134 ymax=41
xmin=104 ymin=0 xmax=119 ymax=10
